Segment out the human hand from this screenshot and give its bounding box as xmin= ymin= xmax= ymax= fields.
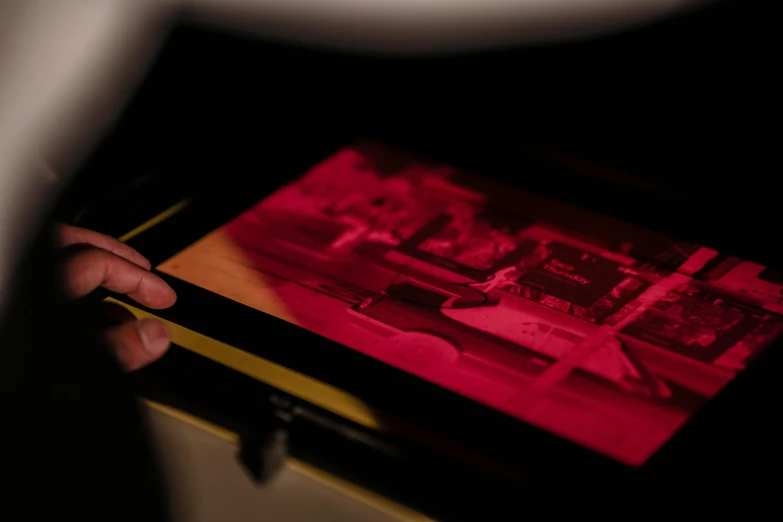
xmin=55 ymin=223 xmax=177 ymax=371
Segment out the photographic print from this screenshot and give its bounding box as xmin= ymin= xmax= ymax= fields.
xmin=398 ymin=210 xmax=538 ymax=281
xmin=157 ymin=142 xmax=783 ymax=466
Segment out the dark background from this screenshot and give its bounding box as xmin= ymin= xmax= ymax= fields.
xmin=4 ymin=0 xmax=780 ymax=518
xmin=64 ymin=0 xmax=780 ymax=265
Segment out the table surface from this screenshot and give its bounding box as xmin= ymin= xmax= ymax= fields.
xmin=145 ymin=402 xmax=421 ymax=522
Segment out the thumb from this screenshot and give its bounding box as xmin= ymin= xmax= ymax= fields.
xmin=104 ymin=318 xmax=171 ymax=372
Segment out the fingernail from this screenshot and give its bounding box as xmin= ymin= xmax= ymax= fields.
xmin=138 ymin=319 xmax=170 ymax=357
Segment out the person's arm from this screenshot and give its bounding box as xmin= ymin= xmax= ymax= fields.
xmin=1 ymin=220 xmax=171 ymax=521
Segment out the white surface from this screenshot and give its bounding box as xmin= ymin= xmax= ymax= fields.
xmin=146 ymin=404 xmax=404 ymax=522
xmin=187 ymin=0 xmax=708 ymax=53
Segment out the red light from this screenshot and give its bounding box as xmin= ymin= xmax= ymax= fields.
xmin=158 ymin=143 xmax=783 ymax=466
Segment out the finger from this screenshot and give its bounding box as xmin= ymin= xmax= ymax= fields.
xmin=54 ymin=223 xmax=151 ymax=269
xmin=61 ymin=246 xmax=176 ymax=309
xmin=104 ymin=318 xmax=171 ymax=372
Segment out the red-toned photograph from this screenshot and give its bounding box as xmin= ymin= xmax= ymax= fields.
xmin=157 ymin=143 xmax=783 ymax=466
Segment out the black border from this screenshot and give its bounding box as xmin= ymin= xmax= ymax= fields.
xmin=135 ymin=345 xmax=529 ymax=520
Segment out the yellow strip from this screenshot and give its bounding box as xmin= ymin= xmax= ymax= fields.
xmin=108 ymin=298 xmax=381 ymax=430
xmin=118 ymin=198 xmax=192 ymax=243
xmin=143 ymin=400 xmax=431 ymax=521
